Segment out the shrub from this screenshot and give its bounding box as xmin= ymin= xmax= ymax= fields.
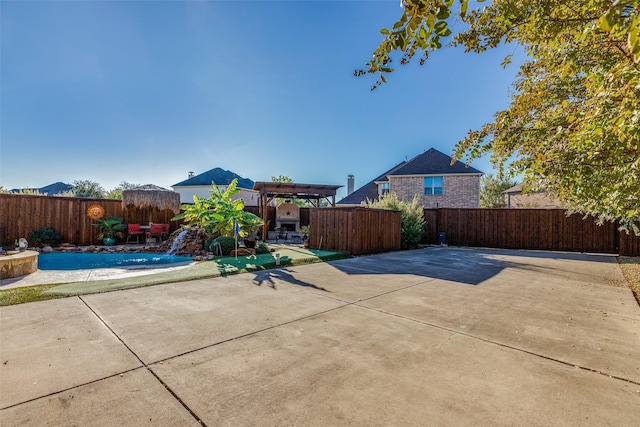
xmin=204 ymin=236 xmax=217 ymax=252
xmin=210 ymin=236 xmax=236 ymax=255
xmin=255 ymin=242 xmax=270 ymax=254
xmin=365 ymin=193 xmax=425 ymax=250
xmin=28 ymin=227 xmax=63 ymax=247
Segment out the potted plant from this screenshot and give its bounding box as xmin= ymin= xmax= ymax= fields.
xmin=93 ymin=216 xmax=125 ymax=246
xmin=299 ymin=225 xmax=310 ymax=241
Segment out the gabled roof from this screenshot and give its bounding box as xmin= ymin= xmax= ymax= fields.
xmin=503 ymin=183 xmax=523 ymax=194
xmin=389 ymin=148 xmax=482 ymax=176
xmin=11 ymin=181 xmax=72 ymax=195
xmin=172 ymin=168 xmax=255 ymax=189
xmin=39 ymin=182 xmax=73 ymax=195
xmin=337 ymin=161 xmax=406 ymax=205
xmin=337 ymin=148 xmax=483 ymax=205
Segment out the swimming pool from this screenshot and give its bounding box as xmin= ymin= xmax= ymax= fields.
xmin=38 ymin=252 xmax=192 ymax=270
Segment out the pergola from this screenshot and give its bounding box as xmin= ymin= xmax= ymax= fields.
xmin=253 ymin=182 xmax=343 ymax=240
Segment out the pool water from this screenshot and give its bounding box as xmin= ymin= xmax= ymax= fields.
xmin=38 ymin=252 xmax=192 ymax=270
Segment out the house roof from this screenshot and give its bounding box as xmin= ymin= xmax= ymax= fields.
xmin=337 ymin=148 xmax=482 ymax=206
xmin=503 ymin=183 xmax=523 ymax=194
xmin=172 ymin=168 xmax=255 ymax=189
xmin=11 ymin=182 xmax=72 ymax=196
xmin=337 ymin=161 xmax=407 ymax=205
xmin=389 ymin=148 xmax=482 ymax=176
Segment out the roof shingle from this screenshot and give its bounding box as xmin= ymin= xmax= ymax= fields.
xmin=390 ymin=148 xmax=482 ymax=176
xmin=172 ymin=168 xmax=254 ymax=189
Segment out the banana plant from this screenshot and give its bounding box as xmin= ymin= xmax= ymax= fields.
xmin=172 ymin=179 xmax=263 ymax=236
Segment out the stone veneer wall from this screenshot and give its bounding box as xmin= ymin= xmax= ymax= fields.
xmin=0 ymin=250 xmax=38 ymax=280
xmin=389 ymin=175 xmax=480 ymax=208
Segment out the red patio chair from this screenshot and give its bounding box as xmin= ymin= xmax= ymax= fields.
xmin=160 ymin=223 xmax=170 ymax=241
xmin=126 ymin=224 xmax=144 ymax=244
xmin=146 ymin=223 xmax=164 ymax=243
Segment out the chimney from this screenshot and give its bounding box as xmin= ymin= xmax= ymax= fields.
xmin=188 ymin=171 xmax=194 ymax=178
xmin=347 ymin=175 xmax=355 ymax=195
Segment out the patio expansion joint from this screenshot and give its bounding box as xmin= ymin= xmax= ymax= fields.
xmin=352 ymin=304 xmax=640 ymax=387
xmin=138 ymin=281 xmax=448 ymax=366
xmin=77 ymin=296 xmax=209 ymax=427
xmin=146 ymin=303 xmax=355 ymax=365
xmin=0 ymin=367 xmax=143 ymax=412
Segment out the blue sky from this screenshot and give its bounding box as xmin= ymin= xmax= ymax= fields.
xmin=1 ymin=0 xmax=523 ymax=201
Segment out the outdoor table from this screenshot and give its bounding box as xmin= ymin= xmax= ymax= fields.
xmin=140 ymin=225 xmax=152 ymax=243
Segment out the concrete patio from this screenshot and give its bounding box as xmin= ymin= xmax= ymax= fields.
xmin=1 ymin=247 xmax=639 ymax=425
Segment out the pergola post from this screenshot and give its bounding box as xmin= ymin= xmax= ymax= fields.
xmin=253 ymin=182 xmax=343 ymax=241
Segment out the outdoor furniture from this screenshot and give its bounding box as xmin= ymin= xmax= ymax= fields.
xmin=125 ymin=224 xmax=144 ymax=244
xmin=160 ymin=223 xmax=170 ymax=240
xmin=276 ymin=227 xmax=288 ymax=243
xmin=289 ymin=232 xmax=302 ymax=244
xmin=146 ymin=223 xmax=164 ymax=243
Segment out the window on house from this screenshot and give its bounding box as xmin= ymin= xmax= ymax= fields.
xmin=380 ymin=182 xmax=390 ymax=195
xmin=424 ymin=176 xmax=443 ymax=195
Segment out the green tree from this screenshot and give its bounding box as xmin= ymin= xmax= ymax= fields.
xmin=360 ymin=1 xmax=640 ymax=232
xmin=72 ymin=180 xmax=105 ymax=199
xmin=172 ymin=179 xmax=263 ymax=236
xmin=105 ymin=181 xmax=141 ymax=200
xmin=270 ymin=175 xmax=294 ymax=183
xmin=10 ymin=188 xmax=45 ymax=196
xmin=480 ymin=174 xmax=518 ymax=208
xmin=270 ymin=175 xmax=308 ymax=207
xmin=0 ymin=186 xmax=10 ymax=194
xmin=365 ymin=192 xmax=425 ymax=250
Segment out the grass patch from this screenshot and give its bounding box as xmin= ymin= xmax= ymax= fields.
xmin=618 ymin=256 xmax=640 ymax=305
xmin=0 ymin=284 xmax=64 ymax=306
xmin=0 ymin=248 xmax=351 ymax=306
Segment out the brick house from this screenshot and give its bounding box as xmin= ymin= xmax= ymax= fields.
xmin=503 ymin=183 xmax=564 ymax=209
xmin=338 ymin=148 xmax=483 ymax=208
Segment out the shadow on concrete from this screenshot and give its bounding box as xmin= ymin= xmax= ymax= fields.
xmin=309 ymin=247 xmax=618 ymax=287
xmin=252 ymin=268 xmax=329 ymax=292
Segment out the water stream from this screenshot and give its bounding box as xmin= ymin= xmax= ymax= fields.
xmin=166 ymin=229 xmax=190 ymax=255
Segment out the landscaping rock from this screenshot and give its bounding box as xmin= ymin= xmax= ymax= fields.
xmin=230 ymin=248 xmax=256 ymax=257
xmin=159 ymin=228 xmax=208 ymax=256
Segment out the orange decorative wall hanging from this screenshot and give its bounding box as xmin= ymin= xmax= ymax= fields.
xmin=87 ymin=204 xmax=105 ymax=219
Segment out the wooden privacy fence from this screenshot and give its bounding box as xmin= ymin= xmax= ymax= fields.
xmin=423 ymin=208 xmax=640 ymax=256
xmin=3 ymin=194 xmax=637 ymax=256
xmin=0 ymin=194 xmax=180 ymax=246
xmin=309 ymin=207 xmax=401 ymax=255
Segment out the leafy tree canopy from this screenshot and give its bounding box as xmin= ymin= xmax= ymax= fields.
xmin=480 ymin=174 xmax=518 ymax=208
xmin=270 ymin=175 xmax=308 ymax=207
xmin=271 ymin=175 xmax=295 ymax=183
xmin=72 ymin=180 xmax=106 ymax=199
xmin=105 ymin=181 xmax=141 ymax=200
xmin=11 ymin=188 xmax=45 ymax=196
xmin=360 ymin=0 xmax=640 ymax=232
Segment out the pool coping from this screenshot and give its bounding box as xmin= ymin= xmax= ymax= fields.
xmin=0 ymin=261 xmax=196 ymax=290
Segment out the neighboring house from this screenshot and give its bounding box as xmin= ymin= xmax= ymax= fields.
xmin=11 ymin=182 xmax=72 ymax=196
xmin=338 ymin=148 xmax=483 ymax=208
xmin=504 ymin=183 xmax=564 ymax=209
xmin=171 ymin=168 xmax=259 ymax=205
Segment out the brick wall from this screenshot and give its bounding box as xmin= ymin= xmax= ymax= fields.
xmin=390 ymin=175 xmax=480 ymax=208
